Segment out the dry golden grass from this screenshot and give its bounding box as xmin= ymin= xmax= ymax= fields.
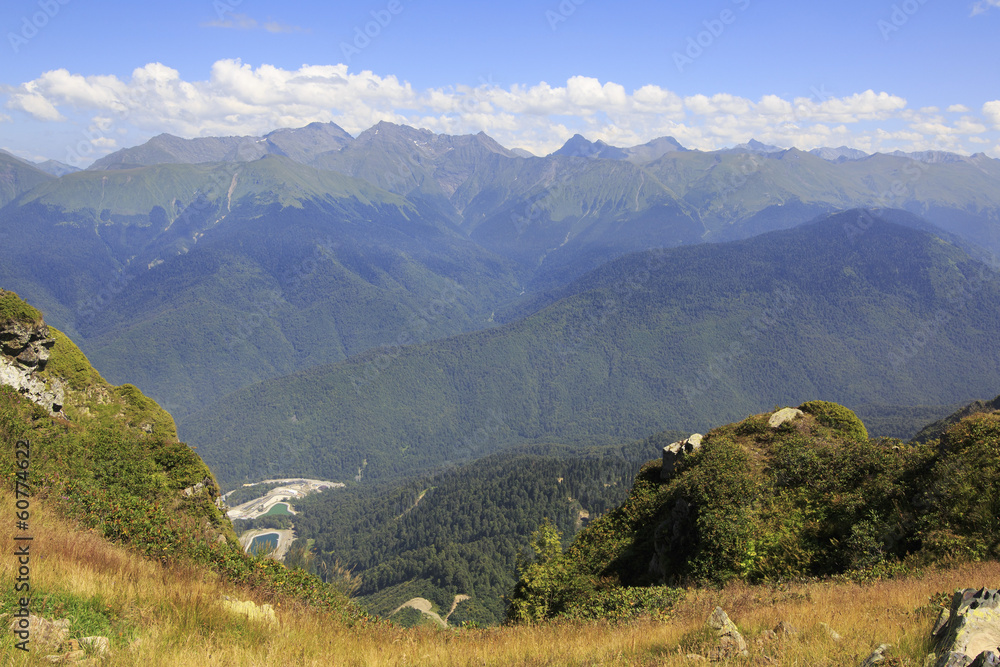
xmin=2 ymin=491 xmax=995 ymax=666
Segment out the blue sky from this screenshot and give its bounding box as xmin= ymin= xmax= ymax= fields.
xmin=1 ymin=0 xmax=997 ymax=165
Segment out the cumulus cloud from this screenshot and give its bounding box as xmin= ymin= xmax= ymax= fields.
xmin=948 ymin=104 xmax=971 ymax=113
xmin=984 ymin=101 xmax=1000 ymax=128
xmin=2 ymin=60 xmax=996 ymax=158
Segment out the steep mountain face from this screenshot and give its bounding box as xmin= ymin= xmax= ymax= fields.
xmin=643 ymin=148 xmax=1000 ymax=252
xmin=5 ymin=122 xmax=1000 ymax=433
xmin=0 ymin=151 xmax=53 ymax=207
xmin=0 ymin=156 xmax=521 ymax=418
xmin=180 ymin=211 xmax=1000 ymax=486
xmin=88 ymin=122 xmax=354 ymax=170
xmin=67 ymin=123 xmax=1000 ymax=282
xmin=310 ymin=121 xmax=518 ymax=222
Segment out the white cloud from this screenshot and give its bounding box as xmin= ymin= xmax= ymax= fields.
xmin=984 ymin=101 xmax=1000 ymax=128
xmin=202 ymin=13 xmax=305 ymax=33
xmin=972 ymin=0 xmax=1000 ymax=15
xmin=948 ymin=104 xmax=971 ymax=113
xmin=2 ymin=61 xmax=996 ymax=158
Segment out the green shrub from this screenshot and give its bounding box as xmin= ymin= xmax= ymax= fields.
xmin=800 ymin=400 xmax=869 ymax=440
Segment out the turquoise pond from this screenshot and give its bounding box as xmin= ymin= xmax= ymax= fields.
xmin=248 ymin=533 xmax=280 ymax=555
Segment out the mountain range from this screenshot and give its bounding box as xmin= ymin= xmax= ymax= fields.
xmin=2 ymin=121 xmax=999 ymax=430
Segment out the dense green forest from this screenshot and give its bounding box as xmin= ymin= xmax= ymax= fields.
xmin=290 ymin=440 xmax=678 ymax=625
xmin=184 ymin=213 xmax=1000 ymax=486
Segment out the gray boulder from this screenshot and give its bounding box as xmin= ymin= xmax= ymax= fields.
xmin=768 ymin=407 xmax=804 ymax=428
xmin=662 ymin=434 xmax=703 ymax=479
xmin=707 ymin=606 xmax=749 ymax=660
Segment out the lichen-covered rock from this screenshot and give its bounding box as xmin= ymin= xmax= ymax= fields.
xmin=929 ymin=588 xmax=1000 ymax=667
xmin=707 ymin=607 xmax=748 ymax=660
xmin=768 ymin=407 xmax=804 ymax=428
xmin=7 ymin=615 xmax=70 ymax=647
xmin=0 ymin=295 xmax=64 ymax=415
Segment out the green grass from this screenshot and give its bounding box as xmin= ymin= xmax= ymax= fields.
xmin=0 ymin=289 xmax=43 ymax=324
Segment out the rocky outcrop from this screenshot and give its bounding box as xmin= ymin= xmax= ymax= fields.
xmin=768 ymin=407 xmax=804 ymax=428
xmin=928 ymin=588 xmax=1000 ymax=667
xmin=706 ymin=607 xmax=749 ymax=660
xmin=662 ymin=433 xmax=703 ymax=479
xmin=0 ymin=312 xmax=65 ymax=415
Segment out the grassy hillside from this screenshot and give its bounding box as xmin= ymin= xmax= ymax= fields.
xmin=182 ymin=211 xmax=1000 ymax=486
xmin=0 ymin=291 xmax=367 ymax=650
xmin=3 ymin=420 xmax=999 ymax=664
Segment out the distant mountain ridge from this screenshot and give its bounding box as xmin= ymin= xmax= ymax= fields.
xmin=87 ymin=122 xmax=354 ymax=170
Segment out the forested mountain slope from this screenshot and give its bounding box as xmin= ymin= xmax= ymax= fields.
xmin=182 ymin=210 xmax=1000 ymax=486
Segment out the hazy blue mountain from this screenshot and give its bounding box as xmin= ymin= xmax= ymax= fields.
xmin=87 ymin=122 xmax=354 ymax=170
xmin=723 ymin=138 xmax=785 ymax=155
xmin=0 ymin=150 xmax=53 ymax=206
xmin=180 ymin=210 xmax=1000 ymax=487
xmin=550 ymin=135 xmax=629 ymax=160
xmin=0 ymin=155 xmax=521 ymax=418
xmin=549 ymin=134 xmax=687 ymax=164
xmin=34 ymin=159 xmax=80 ymax=176
xmin=809 ymin=146 xmax=869 ymax=162
xmin=622 ymin=136 xmax=688 ymax=163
